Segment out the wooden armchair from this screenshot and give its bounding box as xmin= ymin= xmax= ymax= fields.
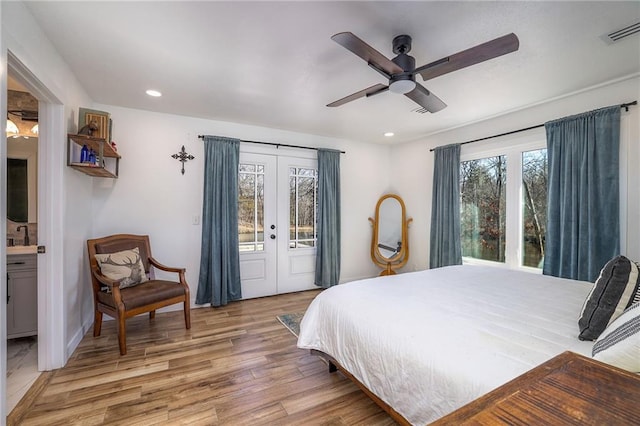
xmin=87 ymin=234 xmax=191 ymax=355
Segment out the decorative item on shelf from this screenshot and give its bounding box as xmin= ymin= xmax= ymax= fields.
xmin=110 ymin=141 xmax=117 ymax=152
xmin=78 ymin=107 xmax=111 ymax=142
xmin=171 ymin=145 xmax=195 ymax=175
xmin=80 ymin=144 xmax=89 ymax=163
xmin=78 ymin=119 xmax=99 ymax=136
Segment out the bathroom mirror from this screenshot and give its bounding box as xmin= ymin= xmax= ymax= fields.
xmin=369 ymin=194 xmax=412 ymax=275
xmin=7 ymin=137 xmax=38 ymax=224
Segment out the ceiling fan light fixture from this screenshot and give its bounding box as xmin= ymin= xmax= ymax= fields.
xmin=389 ymin=79 xmax=416 ymax=94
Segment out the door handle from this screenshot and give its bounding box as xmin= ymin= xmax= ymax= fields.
xmin=6 ymin=272 xmax=10 ymax=304
xmin=270 ymin=234 xmax=276 ymax=240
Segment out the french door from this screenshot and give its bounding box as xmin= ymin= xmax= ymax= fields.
xmin=238 ymin=152 xmax=318 ymax=298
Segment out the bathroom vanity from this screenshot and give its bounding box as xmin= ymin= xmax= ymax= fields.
xmin=6 ymin=249 xmax=38 ymax=338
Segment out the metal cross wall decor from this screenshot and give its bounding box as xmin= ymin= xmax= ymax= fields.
xmin=171 ymin=145 xmax=195 ymax=175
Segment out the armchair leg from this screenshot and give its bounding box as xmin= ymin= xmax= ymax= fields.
xmin=149 ymin=310 xmax=156 ymax=320
xmin=117 ymin=313 xmax=127 ymax=356
xmin=93 ymin=310 xmax=103 ymax=337
xmin=184 ymin=298 xmax=191 ymax=329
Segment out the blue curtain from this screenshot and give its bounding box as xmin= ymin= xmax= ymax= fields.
xmin=315 ymin=149 xmax=341 ymax=288
xmin=196 ymin=136 xmax=242 ymax=306
xmin=429 ymin=144 xmax=462 ymax=268
xmin=543 ymin=105 xmax=621 ymax=282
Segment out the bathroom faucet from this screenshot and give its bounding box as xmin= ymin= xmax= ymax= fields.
xmin=17 ymin=225 xmax=30 ymax=246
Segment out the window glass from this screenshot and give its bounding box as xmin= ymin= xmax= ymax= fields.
xmin=460 ymin=156 xmax=507 ymax=262
xmin=522 ymin=149 xmax=548 ymax=268
xmin=238 ymin=163 xmax=265 ymax=252
xmin=289 ymin=167 xmax=317 ymax=249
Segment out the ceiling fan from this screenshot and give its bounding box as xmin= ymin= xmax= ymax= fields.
xmin=327 ymin=32 xmax=519 ymax=113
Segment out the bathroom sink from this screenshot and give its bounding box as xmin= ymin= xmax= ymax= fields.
xmin=7 ymin=245 xmax=38 ymax=255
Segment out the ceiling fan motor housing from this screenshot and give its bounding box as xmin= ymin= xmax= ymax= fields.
xmin=390 ymin=47 xmax=416 ymax=93
xmin=390 ymin=34 xmax=416 ymax=92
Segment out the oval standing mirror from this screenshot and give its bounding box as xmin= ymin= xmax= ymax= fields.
xmin=368 ymin=194 xmax=412 ymax=275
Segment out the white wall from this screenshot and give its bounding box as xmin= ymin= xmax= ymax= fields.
xmin=1 ymin=1 xmax=94 ymax=420
xmin=90 ymin=105 xmax=391 ymax=308
xmin=391 ymin=75 xmax=640 ymax=271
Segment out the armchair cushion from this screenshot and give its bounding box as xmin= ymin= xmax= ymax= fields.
xmin=94 ymin=247 xmax=149 ymax=289
xmin=96 ymin=280 xmax=186 ymax=310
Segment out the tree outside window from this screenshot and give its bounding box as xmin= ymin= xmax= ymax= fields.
xmin=460 ymin=156 xmax=507 ymax=262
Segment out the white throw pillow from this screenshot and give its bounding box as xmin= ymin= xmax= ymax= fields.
xmin=592 ymin=302 xmax=640 ymax=373
xmin=94 ymin=247 xmax=148 ymax=289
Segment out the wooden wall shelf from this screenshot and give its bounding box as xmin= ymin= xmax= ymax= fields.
xmin=67 ymin=134 xmax=120 ymax=178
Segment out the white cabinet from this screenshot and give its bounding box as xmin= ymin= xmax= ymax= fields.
xmin=7 ymin=254 xmax=37 ymax=338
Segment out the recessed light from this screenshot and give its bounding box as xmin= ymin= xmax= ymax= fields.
xmin=384 ymin=132 xmax=395 ymax=137
xmin=146 ymin=89 xmax=162 ymax=97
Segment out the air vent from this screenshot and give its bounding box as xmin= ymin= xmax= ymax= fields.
xmin=412 ymin=107 xmax=428 ymax=114
xmin=603 ymin=21 xmax=640 ymax=44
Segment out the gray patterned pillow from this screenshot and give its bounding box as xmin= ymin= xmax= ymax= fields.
xmin=94 ymin=247 xmax=148 ymax=289
xmin=578 ymin=256 xmax=640 ymax=341
xmin=592 ymin=302 xmax=640 ymax=373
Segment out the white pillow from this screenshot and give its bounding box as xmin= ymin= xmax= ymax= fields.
xmin=592 ymin=302 xmax=640 ymax=373
xmin=94 ymin=247 xmax=148 ymax=289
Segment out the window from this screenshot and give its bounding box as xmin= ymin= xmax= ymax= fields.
xmin=460 ymin=155 xmax=507 ymax=262
xmin=238 ymin=163 xmax=265 ymax=252
xmin=289 ymin=167 xmax=317 ymax=249
xmin=522 ymin=149 xmax=547 ymax=268
xmin=460 ymin=143 xmax=547 ymax=270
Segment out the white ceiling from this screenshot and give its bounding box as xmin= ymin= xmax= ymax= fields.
xmin=25 ymin=1 xmax=640 ymax=144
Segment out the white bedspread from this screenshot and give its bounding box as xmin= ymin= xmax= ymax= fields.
xmin=297 ymin=265 xmax=595 ymax=425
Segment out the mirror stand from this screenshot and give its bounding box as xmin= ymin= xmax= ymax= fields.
xmin=368 ymin=194 xmax=412 ymax=276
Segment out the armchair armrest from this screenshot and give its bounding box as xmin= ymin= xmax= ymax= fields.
xmin=91 ymin=268 xmax=122 ymax=289
xmin=148 ymin=256 xmax=185 ymax=274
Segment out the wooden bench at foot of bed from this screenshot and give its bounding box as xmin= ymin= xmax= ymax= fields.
xmin=312 ymin=350 xmax=640 ymax=425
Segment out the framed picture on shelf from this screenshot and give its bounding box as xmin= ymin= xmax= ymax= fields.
xmin=78 ymin=107 xmax=111 ymax=141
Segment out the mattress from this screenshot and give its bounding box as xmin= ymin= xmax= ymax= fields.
xmin=297 ymin=265 xmax=595 ymax=425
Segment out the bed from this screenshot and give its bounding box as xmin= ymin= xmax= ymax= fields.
xmin=297 ymin=265 xmax=595 ymax=425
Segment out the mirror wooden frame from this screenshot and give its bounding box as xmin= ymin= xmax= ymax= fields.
xmin=368 ymin=194 xmax=413 ymax=276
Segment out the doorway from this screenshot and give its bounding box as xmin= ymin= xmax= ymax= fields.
xmin=3 ymin=52 xmax=66 ymax=420
xmin=5 ymin=82 xmax=40 ymax=412
xmin=238 ymin=151 xmax=318 ymax=298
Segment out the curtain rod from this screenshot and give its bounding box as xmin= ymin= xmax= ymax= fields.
xmin=198 ymin=135 xmax=346 ymax=154
xmin=429 ymin=100 xmax=637 ymax=152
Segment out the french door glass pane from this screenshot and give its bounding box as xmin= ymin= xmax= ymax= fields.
xmin=289 ymin=167 xmax=317 ymax=249
xmin=460 ymin=156 xmax=507 ymax=262
xmin=238 ymin=163 xmax=265 ymax=252
xmin=522 ymin=149 xmax=548 ymax=268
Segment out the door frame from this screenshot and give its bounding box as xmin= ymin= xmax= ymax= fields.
xmin=238 ymin=144 xmax=318 ymax=297
xmin=6 ymin=51 xmax=66 ymax=373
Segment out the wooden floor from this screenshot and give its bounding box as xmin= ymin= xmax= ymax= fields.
xmin=8 ymin=290 xmax=396 ymax=425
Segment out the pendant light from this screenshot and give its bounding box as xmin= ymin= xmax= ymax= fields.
xmin=6 ymin=118 xmax=19 ymax=136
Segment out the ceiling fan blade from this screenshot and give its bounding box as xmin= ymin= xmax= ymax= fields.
xmin=331 ymin=32 xmax=404 ymax=78
xmin=327 ymin=83 xmax=389 ymax=107
xmin=415 ymin=33 xmax=519 ymax=81
xmin=404 ymin=83 xmax=447 ymax=113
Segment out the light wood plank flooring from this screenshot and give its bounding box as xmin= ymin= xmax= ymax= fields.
xmin=8 ymin=290 xmax=396 ymax=425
